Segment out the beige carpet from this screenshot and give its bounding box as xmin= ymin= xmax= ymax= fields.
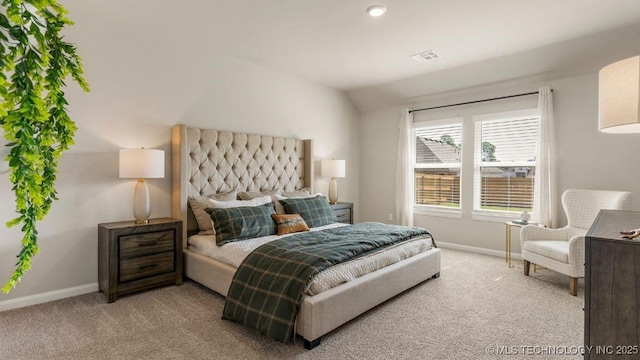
xmin=0 ymin=249 xmax=584 ymax=360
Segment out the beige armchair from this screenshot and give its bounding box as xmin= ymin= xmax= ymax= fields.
xmin=520 ymin=189 xmax=632 ymax=295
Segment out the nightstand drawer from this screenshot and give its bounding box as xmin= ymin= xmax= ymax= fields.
xmin=119 ymin=252 xmax=175 ymax=282
xmin=334 ymin=209 xmax=351 ymax=223
xmin=330 ymin=202 xmax=354 ymax=224
xmin=119 ymin=230 xmax=174 ymax=258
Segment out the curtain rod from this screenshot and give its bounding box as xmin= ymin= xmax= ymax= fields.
xmin=408 ymin=90 xmax=552 ymax=114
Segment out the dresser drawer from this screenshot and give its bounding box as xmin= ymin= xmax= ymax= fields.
xmin=334 ymin=209 xmax=351 ymax=223
xmin=119 ymin=252 xmax=175 ymax=282
xmin=119 ymin=230 xmax=174 ymax=259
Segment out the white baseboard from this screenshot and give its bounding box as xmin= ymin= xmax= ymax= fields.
xmin=0 ymin=283 xmax=98 ymax=312
xmin=437 ymin=241 xmax=522 ymax=261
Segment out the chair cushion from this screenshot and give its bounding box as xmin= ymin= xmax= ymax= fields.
xmin=523 ymin=241 xmax=569 ymax=263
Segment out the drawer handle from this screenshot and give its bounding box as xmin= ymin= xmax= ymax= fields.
xmin=138 ymin=241 xmax=159 ymax=247
xmin=139 ymin=264 xmax=158 ymax=270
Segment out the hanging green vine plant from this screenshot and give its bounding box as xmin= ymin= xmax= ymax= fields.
xmin=0 ymin=0 xmax=89 ymax=293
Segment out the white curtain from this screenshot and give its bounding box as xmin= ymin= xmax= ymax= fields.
xmin=395 ymin=109 xmax=414 ymax=227
xmin=532 ymin=86 xmax=557 ymax=228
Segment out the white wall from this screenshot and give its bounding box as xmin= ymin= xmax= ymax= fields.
xmin=360 ymin=73 xmax=640 ymax=254
xmin=0 ymin=13 xmax=359 ymax=305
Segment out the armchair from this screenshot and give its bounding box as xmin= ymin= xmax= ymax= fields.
xmin=520 ymin=189 xmax=631 ymax=295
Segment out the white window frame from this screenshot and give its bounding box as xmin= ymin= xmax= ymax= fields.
xmin=472 ymin=109 xmax=539 ymax=222
xmin=413 ymin=117 xmax=464 ymax=219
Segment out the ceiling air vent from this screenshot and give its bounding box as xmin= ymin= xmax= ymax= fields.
xmin=410 ymin=50 xmax=440 ymax=63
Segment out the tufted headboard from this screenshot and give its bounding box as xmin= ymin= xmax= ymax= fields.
xmin=171 ymin=125 xmax=314 ymax=246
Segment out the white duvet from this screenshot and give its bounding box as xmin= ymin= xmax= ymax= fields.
xmin=188 ymin=223 xmax=433 ymax=296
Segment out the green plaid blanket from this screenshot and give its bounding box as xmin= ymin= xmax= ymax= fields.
xmin=222 ymin=222 xmax=431 ymax=343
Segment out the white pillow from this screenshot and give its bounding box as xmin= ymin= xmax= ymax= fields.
xmin=281 ymin=187 xmax=311 ymax=197
xmin=208 ymin=195 xmax=272 ymax=209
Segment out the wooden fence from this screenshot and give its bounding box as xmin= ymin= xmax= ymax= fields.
xmin=480 ymin=177 xmax=533 ymax=209
xmin=415 ymin=173 xmax=460 ymax=206
xmin=415 ymin=173 xmax=533 ymax=209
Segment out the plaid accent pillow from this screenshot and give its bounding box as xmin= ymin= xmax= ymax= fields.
xmin=278 ymin=196 xmax=337 ymax=228
xmin=188 ymin=190 xmax=238 ymax=234
xmin=206 ymin=203 xmax=276 ymax=245
xmin=271 ymin=214 xmax=310 ymax=235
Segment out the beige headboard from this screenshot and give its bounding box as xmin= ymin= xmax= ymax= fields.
xmin=171 ymin=125 xmax=314 ymax=246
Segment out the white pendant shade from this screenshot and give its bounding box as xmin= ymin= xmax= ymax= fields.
xmin=598 ymin=55 xmax=640 ymax=133
xmin=320 ymin=159 xmax=346 ymax=178
xmin=119 ymin=148 xmax=165 ymax=179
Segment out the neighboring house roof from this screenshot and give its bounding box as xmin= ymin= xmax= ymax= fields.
xmin=418 ymin=138 xmax=535 ymax=178
xmin=417 ymin=138 xmax=460 ymax=164
xmin=481 ymin=167 xmax=535 ymax=178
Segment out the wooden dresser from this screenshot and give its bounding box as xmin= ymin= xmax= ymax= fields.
xmin=330 ymin=202 xmax=353 ymax=224
xmin=584 ymin=210 xmax=640 ymax=359
xmin=98 ymin=218 xmax=183 ymax=303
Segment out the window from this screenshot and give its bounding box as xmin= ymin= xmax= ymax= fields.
xmin=414 ymin=119 xmax=463 ymax=210
xmin=473 ymin=109 xmax=539 ymax=216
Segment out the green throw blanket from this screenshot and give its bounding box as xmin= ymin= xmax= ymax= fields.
xmin=222 ymin=222 xmax=432 ymax=343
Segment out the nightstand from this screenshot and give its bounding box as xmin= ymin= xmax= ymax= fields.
xmin=330 ymin=202 xmax=353 ymax=224
xmin=98 ymin=218 xmax=183 ymax=303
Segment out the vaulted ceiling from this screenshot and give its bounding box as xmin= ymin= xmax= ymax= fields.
xmin=66 ymin=0 xmax=640 ymax=112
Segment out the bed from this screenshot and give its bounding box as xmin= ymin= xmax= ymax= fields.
xmin=170 ymin=125 xmax=441 ymax=349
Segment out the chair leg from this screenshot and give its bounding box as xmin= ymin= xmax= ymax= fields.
xmin=523 ymin=260 xmax=530 ymax=276
xmin=569 ymin=277 xmax=578 ymax=296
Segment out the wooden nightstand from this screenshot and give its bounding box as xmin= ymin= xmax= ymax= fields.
xmin=330 ymin=202 xmax=353 ymax=224
xmin=98 ymin=218 xmax=183 ymax=303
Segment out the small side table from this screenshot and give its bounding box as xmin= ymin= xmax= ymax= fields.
xmin=504 ymin=221 xmax=544 ymax=268
xmin=98 ymin=218 xmax=183 ymax=302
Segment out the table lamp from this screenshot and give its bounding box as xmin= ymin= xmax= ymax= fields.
xmin=119 ymin=148 xmax=165 ymax=224
xmin=321 ymin=159 xmax=345 ymax=204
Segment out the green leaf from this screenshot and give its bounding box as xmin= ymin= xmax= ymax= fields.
xmin=0 ymin=13 xmax=10 ymax=29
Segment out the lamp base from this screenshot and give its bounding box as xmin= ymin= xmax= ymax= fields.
xmin=328 ymin=177 xmax=338 ymax=204
xmin=133 ymin=178 xmax=151 ymax=224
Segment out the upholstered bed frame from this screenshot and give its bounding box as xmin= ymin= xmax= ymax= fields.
xmin=171 ymin=124 xmax=441 ymax=349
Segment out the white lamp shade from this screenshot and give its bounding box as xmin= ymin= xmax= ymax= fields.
xmin=119 ymin=148 xmax=165 ymax=179
xmin=321 ymin=159 xmax=346 ymax=178
xmin=598 ymin=55 xmax=640 ymax=133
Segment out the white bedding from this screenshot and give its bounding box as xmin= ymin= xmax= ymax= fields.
xmin=188 ymin=223 xmax=433 ymax=296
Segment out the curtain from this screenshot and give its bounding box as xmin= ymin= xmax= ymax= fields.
xmin=532 ymin=86 xmax=557 ymax=228
xmin=395 ymin=109 xmax=414 ymax=227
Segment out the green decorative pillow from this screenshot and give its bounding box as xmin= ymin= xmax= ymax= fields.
xmin=206 ymin=203 xmax=276 ymax=245
xmin=278 ymin=196 xmax=337 ymax=228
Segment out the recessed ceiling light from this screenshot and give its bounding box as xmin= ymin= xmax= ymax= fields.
xmin=367 ymin=5 xmax=387 ymax=17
